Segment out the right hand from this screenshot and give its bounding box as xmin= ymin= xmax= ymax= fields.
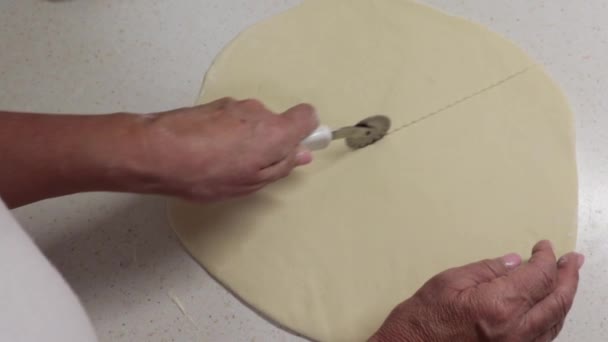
xmin=370 ymin=241 xmax=584 ymax=342
xmin=125 ymin=98 xmax=318 ymax=201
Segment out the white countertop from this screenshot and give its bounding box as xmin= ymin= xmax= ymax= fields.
xmin=1 ymin=1 xmax=606 ymax=341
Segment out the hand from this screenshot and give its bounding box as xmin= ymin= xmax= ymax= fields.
xmin=131 ymin=98 xmax=318 ymax=201
xmin=370 ymin=241 xmax=584 ymax=342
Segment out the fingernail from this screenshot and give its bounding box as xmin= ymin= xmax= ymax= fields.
xmin=576 ymin=253 xmax=586 ymax=269
xmin=296 ymin=151 xmax=313 ymax=166
xmin=558 ymin=253 xmax=585 ymax=269
xmin=503 ymin=253 xmax=522 ymax=269
xmin=547 ymin=240 xmax=554 ymax=250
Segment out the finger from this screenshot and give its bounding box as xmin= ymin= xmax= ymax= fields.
xmin=206 ymin=97 xmax=236 ymax=110
xmin=437 ymin=253 xmax=522 ymax=289
xmin=532 ymin=327 xmax=559 ymax=342
xmin=532 ymin=323 xmax=562 ymax=342
xmin=238 ymin=98 xmax=267 ymax=112
xmin=186 ymin=180 xmax=267 ymax=202
xmin=278 ymin=103 xmax=319 ymax=144
xmin=508 ymin=241 xmax=559 ymax=306
xmin=522 ymin=252 xmax=584 ymax=340
xmin=256 ymin=149 xmax=300 ymax=183
xmin=229 ymin=182 xmax=268 ymax=198
xmin=294 ymin=148 xmax=313 ymax=166
xmin=259 ymin=148 xmax=312 ymax=183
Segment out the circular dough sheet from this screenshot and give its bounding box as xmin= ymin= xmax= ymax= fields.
xmin=168 ymin=1 xmax=578 ymax=341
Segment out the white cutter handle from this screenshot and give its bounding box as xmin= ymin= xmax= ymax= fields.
xmin=301 ymin=125 xmax=332 ymax=151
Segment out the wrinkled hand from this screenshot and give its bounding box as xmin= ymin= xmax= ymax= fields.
xmin=371 ymin=241 xmax=584 ymax=342
xmin=134 ymin=98 xmax=318 ymax=201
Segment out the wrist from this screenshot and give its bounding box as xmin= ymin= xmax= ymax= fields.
xmin=368 ymin=300 xmax=432 ymax=342
xmin=370 ymin=325 xmax=427 ymax=342
xmin=88 ymin=112 xmax=167 ymax=195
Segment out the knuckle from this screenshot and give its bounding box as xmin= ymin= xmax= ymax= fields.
xmin=474 ymin=301 xmax=513 ymax=340
xmin=531 ymin=263 xmax=557 ymax=292
xmin=552 ymin=292 xmax=572 ymax=320
xmin=425 ymin=270 xmax=458 ymax=294
xmin=283 ymin=103 xmax=317 ymax=124
xmin=266 ymin=128 xmax=286 ymax=146
xmin=239 ymin=98 xmax=265 ymax=110
xmin=294 ymin=103 xmax=318 ymax=124
xmin=475 ymin=293 xmax=512 ymax=323
xmin=295 ymin=103 xmax=315 ymax=114
xmin=480 ymin=259 xmax=505 ymax=278
xmin=429 ymin=271 xmax=452 ymax=287
xmin=490 ymin=303 xmax=512 ymax=323
xmin=264 ymin=121 xmax=291 ymax=145
xmin=217 ymin=97 xmax=236 ymax=107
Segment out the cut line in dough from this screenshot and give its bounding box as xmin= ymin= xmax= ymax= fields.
xmin=389 ymin=66 xmax=534 ymax=134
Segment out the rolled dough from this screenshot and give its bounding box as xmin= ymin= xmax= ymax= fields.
xmin=168 ymin=0 xmax=578 ymax=341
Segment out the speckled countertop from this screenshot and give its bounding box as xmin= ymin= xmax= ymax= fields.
xmin=1 ymin=1 xmax=606 ymax=341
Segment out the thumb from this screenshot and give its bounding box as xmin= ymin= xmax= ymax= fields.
xmin=279 ymin=103 xmax=319 ymax=144
xmin=520 ymin=252 xmax=583 ymax=340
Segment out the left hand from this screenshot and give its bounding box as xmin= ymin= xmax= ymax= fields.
xmin=370 ymin=241 xmax=583 ymax=342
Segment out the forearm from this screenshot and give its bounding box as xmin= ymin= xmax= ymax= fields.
xmin=0 ymin=100 xmax=319 ymax=207
xmin=0 ymin=111 xmax=150 ymax=208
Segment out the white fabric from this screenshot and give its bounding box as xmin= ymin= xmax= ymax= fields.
xmin=0 ymin=200 xmax=97 ymax=342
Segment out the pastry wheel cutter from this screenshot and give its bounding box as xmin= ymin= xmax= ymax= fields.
xmin=302 ymin=115 xmax=391 ymax=151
